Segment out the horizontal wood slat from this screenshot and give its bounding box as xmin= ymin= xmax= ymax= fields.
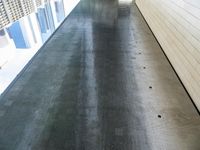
xmin=136 ymin=0 xmax=200 ymax=110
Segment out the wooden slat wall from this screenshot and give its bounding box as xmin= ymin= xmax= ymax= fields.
xmin=136 ymin=0 xmax=200 ymax=110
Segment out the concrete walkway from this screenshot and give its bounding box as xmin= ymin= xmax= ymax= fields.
xmin=0 ymin=0 xmax=200 ymax=149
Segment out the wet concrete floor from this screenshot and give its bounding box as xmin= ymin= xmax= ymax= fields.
xmin=0 ymin=0 xmax=200 ymax=149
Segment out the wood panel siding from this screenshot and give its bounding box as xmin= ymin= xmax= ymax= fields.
xmin=136 ymin=0 xmax=200 ymax=110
